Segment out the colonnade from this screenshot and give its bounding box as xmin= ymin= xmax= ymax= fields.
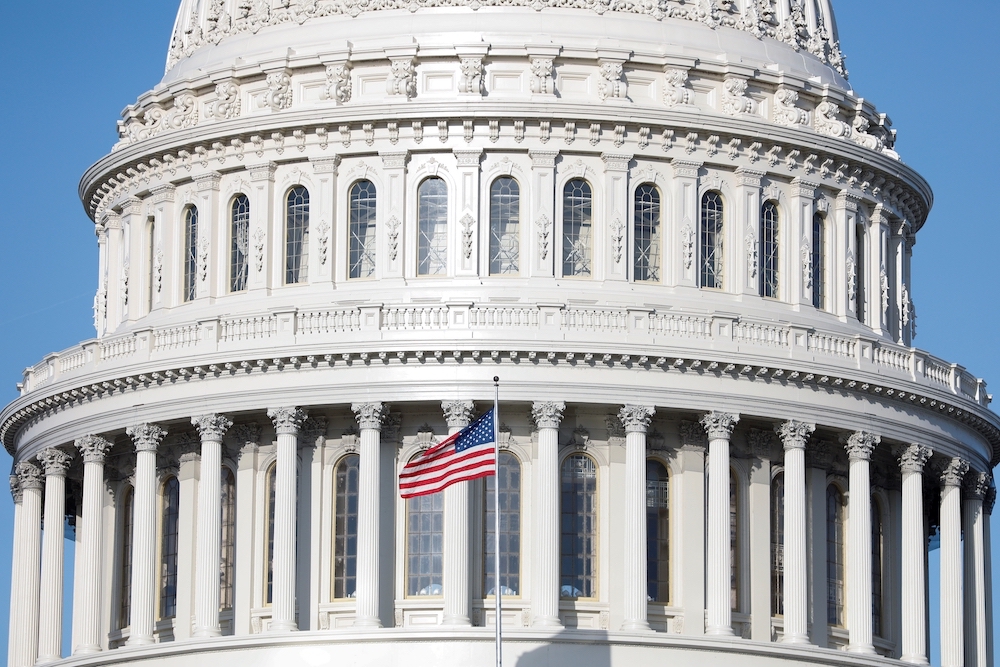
xmin=6 ymin=402 xmax=995 ymax=667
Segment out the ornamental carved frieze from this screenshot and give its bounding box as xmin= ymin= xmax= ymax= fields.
xmin=458 ymin=57 xmax=483 ymax=95
xmin=721 ymin=77 xmax=754 ymax=116
xmin=897 ymin=443 xmax=932 ymax=473
xmin=597 ymin=61 xmax=626 ymax=101
xmin=700 ymin=411 xmax=740 ymax=440
xmin=352 ymin=402 xmax=387 ymax=431
xmin=75 ymin=435 xmax=113 ymax=464
xmin=442 ymin=400 xmax=475 ymax=429
xmin=268 ymin=407 xmax=307 ymax=435
xmin=775 ymin=420 xmax=815 ymax=450
xmin=387 ymin=57 xmax=416 ymax=99
xmin=531 ymin=401 xmax=565 ymax=429
xmin=321 ymin=62 xmax=352 ymax=104
xmin=618 ymin=405 xmax=655 ymax=434
xmin=843 ymin=430 xmax=879 ymax=462
xmin=772 ymin=87 xmax=808 ymax=126
xmin=126 ymin=423 xmax=168 ymax=453
xmin=662 ymin=67 xmax=693 ymax=107
xmin=193 ymin=414 xmax=234 ymax=441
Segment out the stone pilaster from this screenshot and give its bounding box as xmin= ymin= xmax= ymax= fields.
xmin=844 ymin=431 xmax=878 ymax=654
xmin=701 ymin=411 xmax=739 ymax=636
xmin=192 ymin=415 xmax=233 ymax=637
xmin=351 ymin=402 xmax=387 ymax=628
xmin=620 ymin=405 xmax=655 ymax=631
xmin=531 ymin=401 xmax=565 ymax=627
xmin=898 ymin=444 xmax=932 ymax=665
xmin=775 ymin=421 xmax=815 ymax=644
xmin=266 ymin=408 xmax=307 ymax=632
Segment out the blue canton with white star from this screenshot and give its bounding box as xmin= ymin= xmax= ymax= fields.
xmin=455 ymin=409 xmax=496 ymax=452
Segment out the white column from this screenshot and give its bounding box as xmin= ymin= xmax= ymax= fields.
xmin=36 ymin=450 xmax=73 ymax=663
xmin=620 ymin=405 xmax=655 ymax=632
xmin=776 ymin=421 xmax=815 ymax=644
xmin=677 ymin=423 xmax=707 ymax=635
xmin=844 ymin=430 xmax=878 ymax=654
xmin=193 ymin=415 xmax=233 ymax=637
xmin=963 ymin=471 xmax=989 ymax=667
xmin=940 ymin=457 xmax=969 ymax=667
xmin=231 ymin=424 xmax=261 ymax=636
xmin=72 ymin=435 xmax=113 ymax=655
xmin=442 ymin=400 xmax=475 ymax=626
xmin=267 ymin=408 xmax=307 ymax=632
xmin=701 ymin=411 xmax=740 ymax=636
xmin=898 ymin=444 xmax=932 ymax=665
xmin=11 ymin=462 xmax=43 ymax=667
xmin=984 ymin=487 xmax=995 ymax=667
xmin=8 ymin=475 xmax=24 ymax=667
xmin=352 ymin=402 xmax=387 ymax=628
xmin=531 ymin=401 xmax=565 ymax=628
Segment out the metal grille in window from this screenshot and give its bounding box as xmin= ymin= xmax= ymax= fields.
xmin=334 ymin=455 xmax=360 ymax=599
xmin=349 ymin=181 xmax=377 ymax=279
xmin=407 ymin=491 xmax=444 ymax=596
xmin=119 ymin=487 xmax=134 ymax=629
xmin=485 ymin=452 xmax=521 ymax=597
xmin=285 ymin=186 xmax=310 ymax=284
xmin=855 ymin=224 xmax=866 ymax=324
xmin=760 ymin=201 xmax=779 ymax=298
xmin=562 ymin=179 xmax=593 ymax=277
xmin=560 ymin=454 xmax=598 ymax=598
xmin=871 ymin=497 xmax=884 ymax=637
xmin=230 ymin=195 xmax=250 ymax=292
xmin=265 ymin=464 xmax=275 ymax=605
xmin=489 ymin=177 xmax=520 ymax=275
xmin=646 ymin=461 xmax=670 ymax=603
xmin=220 ymin=468 xmax=236 ymax=610
xmin=417 ymin=177 xmax=448 ymax=276
xmin=771 ymin=472 xmax=784 ymax=616
xmin=700 ymin=192 xmax=724 ymax=289
xmin=826 ymin=486 xmax=846 ymax=626
xmin=160 ymin=477 xmax=180 ymax=619
xmin=730 ymin=470 xmax=739 ymax=612
xmin=634 ymin=184 xmax=661 ymax=282
xmin=812 ymin=213 xmax=825 ymax=309
xmin=183 ymin=207 xmax=198 ymax=302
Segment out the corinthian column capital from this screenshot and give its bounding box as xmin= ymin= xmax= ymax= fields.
xmin=442 ymin=400 xmax=475 ymax=429
xmin=14 ymin=461 xmax=44 ymax=490
xmin=940 ymin=457 xmax=970 ymax=488
xmin=74 ymin=435 xmax=113 ymax=464
xmin=700 ymin=411 xmax=739 ymax=440
xmin=898 ymin=443 xmax=933 ymax=473
xmin=352 ymin=402 xmax=387 ymax=431
xmin=126 ymin=423 xmax=168 ymax=453
xmin=619 ymin=405 xmax=655 ymax=434
xmin=775 ymin=420 xmax=815 ymax=450
xmin=844 ymin=431 xmax=879 ymax=462
xmin=9 ymin=475 xmax=21 ymax=503
xmin=193 ymin=414 xmax=233 ymax=441
xmin=986 ymin=487 xmax=996 ymax=515
xmin=37 ymin=448 xmax=73 ymax=476
xmin=963 ymin=470 xmax=990 ymax=500
xmin=267 ymin=407 xmax=307 ymax=435
xmin=531 ymin=401 xmax=566 ymax=429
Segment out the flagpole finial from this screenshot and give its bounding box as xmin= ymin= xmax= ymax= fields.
xmin=493 ymin=376 xmax=499 ymax=385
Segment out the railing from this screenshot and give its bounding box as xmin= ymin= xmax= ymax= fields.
xmin=873 ymin=345 xmax=911 ymax=373
xmin=733 ymin=321 xmax=789 ymax=347
xmin=298 ymin=309 xmax=362 ymax=335
xmin=153 ymin=324 xmax=200 ymax=351
xmin=561 ymin=308 xmax=628 ymax=332
xmin=383 ymin=306 xmax=448 ymax=330
xmin=649 ymin=313 xmax=711 ymax=338
xmin=221 ymin=315 xmax=276 ymax=342
xmin=100 ymin=334 xmax=137 ymax=361
xmin=808 ymin=332 xmax=856 ymax=358
xmin=469 ymin=307 xmax=538 ymax=329
xmin=59 ymin=349 xmax=88 ymax=374
xmin=927 ymin=359 xmax=952 ymax=389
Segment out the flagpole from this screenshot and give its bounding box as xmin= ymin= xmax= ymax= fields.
xmin=493 ymin=376 xmax=502 ymax=667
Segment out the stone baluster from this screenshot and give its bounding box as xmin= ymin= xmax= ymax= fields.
xmin=11 ymin=462 xmax=43 ymax=667
xmin=36 ymin=449 xmax=74 ymax=663
xmin=620 ymin=405 xmax=655 ymax=632
xmin=352 ymin=402 xmax=387 ymax=628
xmin=193 ymin=415 xmax=233 ymax=637
xmin=898 ymin=444 xmax=932 ymax=665
xmin=123 ymin=424 xmax=167 ymax=646
xmin=8 ymin=476 xmax=23 ymax=667
xmin=72 ymin=435 xmax=113 ymax=655
xmin=701 ymin=411 xmax=740 ymax=636
xmin=531 ymin=401 xmax=565 ymax=628
xmin=442 ymin=400 xmax=475 ymax=626
xmin=844 ymin=430 xmax=878 ymax=654
xmin=939 ymin=457 xmax=969 ymax=667
xmin=775 ymin=420 xmax=815 ymax=644
xmin=963 ymin=471 xmax=989 ymax=667
xmin=267 ymin=408 xmax=307 ymax=632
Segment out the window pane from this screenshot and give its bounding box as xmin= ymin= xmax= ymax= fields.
xmin=560 ymin=454 xmax=597 ymax=598
xmin=285 ymin=186 xmax=310 ymax=284
xmin=760 ymin=201 xmax=779 ymax=298
xmin=827 ymin=486 xmax=846 ymax=626
xmin=265 ymin=464 xmax=275 ymax=605
xmin=220 ymin=468 xmax=236 ymax=610
xmin=855 ymin=224 xmax=866 ymax=324
xmin=334 ymin=455 xmax=360 ymax=599
xmin=562 ymin=179 xmax=593 ymax=277
xmin=119 ymin=488 xmax=134 ymax=629
xmin=160 ymin=477 xmax=180 ymax=619
xmin=407 ymin=490 xmax=444 ymax=596
xmin=700 ymin=192 xmax=724 ymax=289
xmin=646 ymin=460 xmax=669 ymax=603
xmin=485 ymin=452 xmax=521 ymax=596
xmin=771 ymin=473 xmax=784 ymax=616
xmin=418 ymin=178 xmax=448 ymax=276
xmin=812 ymin=213 xmax=825 ymax=309
xmin=490 ymin=178 xmax=520 ymax=275
xmin=730 ymin=470 xmax=739 ymax=611
xmin=230 ymin=195 xmax=250 ymax=292
xmin=349 ymin=181 xmax=377 ymax=279
xmin=183 ymin=207 xmax=198 ymax=302
xmin=872 ymin=497 xmax=884 ymax=637
xmin=634 ymin=184 xmax=661 ymax=282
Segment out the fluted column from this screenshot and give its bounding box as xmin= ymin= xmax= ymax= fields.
xmin=72 ymin=435 xmax=112 ymax=655
xmin=442 ymin=400 xmax=475 ymax=626
xmin=11 ymin=462 xmax=43 ymax=667
xmin=984 ymin=487 xmax=995 ymax=667
xmin=701 ymin=411 xmax=739 ymax=636
xmin=192 ymin=415 xmax=233 ymax=637
xmin=531 ymin=401 xmax=565 ymax=628
xmin=775 ymin=421 xmax=815 ymax=644
xmin=352 ymin=402 xmax=387 ymax=628
xmin=8 ymin=476 xmax=24 ymax=667
xmin=898 ymin=444 xmax=932 ymax=665
xmin=267 ymin=408 xmax=306 ymax=632
xmin=963 ymin=471 xmax=989 ymax=667
xmin=940 ymin=457 xmax=969 ymax=667
xmin=36 ymin=449 xmax=73 ymax=663
xmin=844 ymin=431 xmax=878 ymax=654
xmin=620 ymin=405 xmax=655 ymax=632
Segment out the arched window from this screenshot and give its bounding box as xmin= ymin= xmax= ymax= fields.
xmin=646 ymin=460 xmax=670 ymax=603
xmin=760 ymin=201 xmax=779 ymax=298
xmin=417 ymin=177 xmax=448 ymax=276
xmin=265 ymin=462 xmax=276 ymax=605
xmin=634 ymin=184 xmax=661 ymax=282
xmin=183 ymin=206 xmax=198 ymax=302
xmin=730 ymin=469 xmax=740 ymax=611
xmin=562 ymin=179 xmax=593 ymax=277
xmin=855 ymin=223 xmax=866 ymax=323
xmin=230 ymin=195 xmax=250 ymax=292
xmin=560 ymin=454 xmax=598 ymax=598
xmin=349 ymin=181 xmax=377 ymax=279
xmin=333 ymin=455 xmax=360 ymax=599
xmin=485 ymin=452 xmax=521 ymax=596
xmin=220 ymin=467 xmax=236 ymax=611
xmin=489 ymin=177 xmax=520 ymax=275
xmin=871 ymin=496 xmax=884 ymax=637
xmin=812 ymin=213 xmax=825 ymax=309
xmin=771 ymin=472 xmax=785 ymax=616
xmin=119 ymin=486 xmax=134 ymax=629
xmin=159 ymin=476 xmax=180 ymax=619
xmin=826 ymin=485 xmax=846 ymax=627
xmin=285 ymin=186 xmax=310 ymax=284
xmin=700 ymin=192 xmax=724 ymax=289
xmin=407 ymin=485 xmax=444 ymax=596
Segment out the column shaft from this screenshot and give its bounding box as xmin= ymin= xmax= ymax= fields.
xmin=12 ymin=463 xmax=42 ymax=667
xmin=353 ymin=403 xmax=385 ymax=628
xmin=8 ymin=480 xmax=23 ymax=667
xmin=845 ymin=432 xmax=877 ymax=654
xmin=620 ymin=405 xmax=654 ymax=631
xmin=37 ymin=450 xmax=72 ymax=663
xmin=783 ymin=444 xmax=808 ymax=642
xmin=531 ymin=401 xmax=564 ymax=627
xmin=125 ymin=425 xmax=166 ymax=646
xmin=963 ymin=473 xmax=988 ymax=667
xmin=703 ymin=412 xmax=739 ymax=636
xmin=899 ymin=445 xmax=931 ymax=665
xmin=939 ymin=458 xmax=968 ymax=667
xmin=72 ymin=436 xmax=111 ymax=655
xmin=442 ymin=401 xmax=474 ymax=626
xmin=192 ymin=415 xmax=231 ymax=637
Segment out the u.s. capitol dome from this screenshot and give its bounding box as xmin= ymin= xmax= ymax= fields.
xmin=4 ymin=1 xmax=996 ymax=666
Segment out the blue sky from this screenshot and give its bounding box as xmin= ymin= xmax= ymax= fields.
xmin=0 ymin=0 xmax=996 ymax=662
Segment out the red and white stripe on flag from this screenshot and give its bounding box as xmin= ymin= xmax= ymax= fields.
xmin=399 ymin=408 xmax=496 ymax=498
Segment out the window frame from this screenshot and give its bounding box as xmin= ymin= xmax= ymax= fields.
xmin=416 ymin=176 xmax=449 ymax=277
xmin=484 ymin=451 xmax=522 ymax=599
xmin=230 ymin=194 xmax=251 ymax=293
xmin=348 ymin=180 xmax=378 ymax=280
xmin=812 ymin=212 xmax=826 ymax=310
xmin=826 ymin=482 xmax=847 ymax=628
xmin=405 ymin=453 xmax=444 ymax=598
xmin=118 ymin=485 xmax=135 ymax=630
xmin=645 ymin=458 xmax=671 ymax=605
xmin=332 ymin=453 xmax=361 ymax=601
xmin=760 ymin=200 xmax=780 ymax=298
xmin=559 ymin=452 xmax=599 ymax=600
xmin=284 ymin=185 xmax=310 ymax=285
xmin=488 ymin=176 xmax=521 ymax=277
xmin=220 ymin=465 xmax=237 ymax=612
xmin=632 ymin=183 xmax=663 ymax=283
xmin=182 ymin=206 xmax=198 ymax=302
xmin=770 ymin=470 xmax=785 ymax=617
xmin=158 ymin=475 xmax=180 ymax=620
xmin=560 ymin=178 xmax=594 ymax=279
xmin=699 ymin=191 xmax=725 ymax=290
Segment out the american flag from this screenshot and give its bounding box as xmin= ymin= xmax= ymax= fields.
xmin=399 ymin=408 xmax=497 ymax=498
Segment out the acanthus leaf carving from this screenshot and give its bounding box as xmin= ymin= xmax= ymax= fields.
xmin=458 ymin=57 xmax=484 ymax=95
xmin=721 ymin=76 xmax=754 ymax=116
xmin=535 ymin=214 xmax=552 ymax=261
xmin=662 ymin=67 xmax=693 ymax=107
xmin=597 ymin=61 xmax=626 ymax=101
xmin=772 ymin=87 xmax=808 ymax=126
xmin=529 ymin=58 xmax=554 ymax=95
xmin=387 ymin=57 xmax=417 ymax=99
xmin=814 ymin=99 xmax=851 ymax=139
xmin=264 ymin=70 xmax=293 ymax=111
xmin=208 ymin=80 xmax=242 ymax=120
xmin=321 ymin=62 xmax=353 ymax=104
xmin=460 ymin=213 xmax=476 ymax=259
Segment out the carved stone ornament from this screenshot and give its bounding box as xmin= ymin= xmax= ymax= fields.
xmin=618 ymin=405 xmax=655 ymax=434
xmin=597 ymin=61 xmax=625 ymax=101
xmin=531 ymin=401 xmax=566 ymax=429
xmin=15 ymin=461 xmax=44 ymax=490
xmin=573 ymin=426 xmax=593 ymax=445
xmin=851 ymin=114 xmax=883 ymax=151
xmin=302 ymin=416 xmax=329 ymax=445
xmin=460 ymin=213 xmax=476 ymax=259
xmin=387 ymin=57 xmax=416 ymax=99
xmin=610 ymin=217 xmax=625 ymax=264
xmin=208 ymin=79 xmax=241 ymax=120
xmin=387 ymin=215 xmax=401 ymax=261
xmin=775 ymin=420 xmax=815 ymax=450
xmin=9 ymin=476 xmax=21 ymax=503
xmin=678 ymin=421 xmax=708 ymax=450
xmin=264 ymin=70 xmax=293 ymax=111
xmin=75 ymin=435 xmax=114 ymax=464
xmin=529 ymin=58 xmax=554 ymax=95
xmin=800 ymin=241 xmax=812 ymax=291
xmin=964 ymin=471 xmax=990 ymax=501
xmin=846 ymin=255 xmax=857 ymax=310
xmin=745 ymin=233 xmax=758 ymax=279
xmin=231 ymin=423 xmax=262 ymax=448
xmin=321 ymin=62 xmax=353 ymax=104
xmin=662 ymin=67 xmax=693 ymax=107
xmin=681 ymin=223 xmax=695 ymax=270
xmin=772 ymin=87 xmax=808 ymax=126
xmin=193 ymin=414 xmax=234 ymax=441
xmin=814 ymin=99 xmax=851 ymax=138
xmin=37 ymin=448 xmax=73 ymax=476
xmin=843 ymin=430 xmax=879 ymax=462
xmin=268 ymin=407 xmax=307 ymax=435
xmin=721 ymin=77 xmax=754 ymax=116
xmin=352 ymin=402 xmax=387 ymax=431
xmin=442 ymin=400 xmax=475 ymax=429
xmin=940 ymin=457 xmax=970 ymax=488
xmin=746 ymin=429 xmax=776 ymax=459
xmin=898 ymin=443 xmax=932 ymax=473
xmin=879 ymin=266 xmax=890 ymax=319
xmin=126 ymin=423 xmax=168 ymax=453
xmin=535 ymin=214 xmax=552 ymax=260
xmin=701 ymin=411 xmax=740 ymax=440
xmin=459 ymin=57 xmax=483 ymax=95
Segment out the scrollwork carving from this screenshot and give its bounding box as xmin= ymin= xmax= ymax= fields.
xmin=267 ymin=407 xmax=307 ymax=435
xmin=618 ymin=405 xmax=655 ymax=434
xmin=772 ymin=87 xmax=808 ymax=126
xmin=843 ymin=430 xmax=879 ymax=462
xmin=126 ymin=423 xmax=168 ymax=453
xmin=459 ymin=57 xmax=483 ymax=95
xmin=529 ymin=58 xmax=554 ymax=95
xmin=814 ymin=100 xmax=851 ymax=139
xmin=700 ymin=411 xmax=740 ymax=440
xmin=597 ymin=61 xmax=625 ymax=101
xmin=264 ymin=70 xmax=293 ymax=111
xmin=721 ymin=77 xmax=754 ymax=116
xmin=775 ymin=420 xmax=815 ymax=450
xmin=208 ymin=80 xmax=241 ymax=120
xmin=75 ymin=435 xmax=113 ymax=464
xmin=662 ymin=67 xmax=692 ymax=107
xmin=321 ymin=62 xmax=353 ymax=104
xmin=387 ymin=57 xmax=416 ymax=99
xmin=531 ymin=401 xmax=565 ymax=429
xmin=352 ymin=402 xmax=387 ymax=431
